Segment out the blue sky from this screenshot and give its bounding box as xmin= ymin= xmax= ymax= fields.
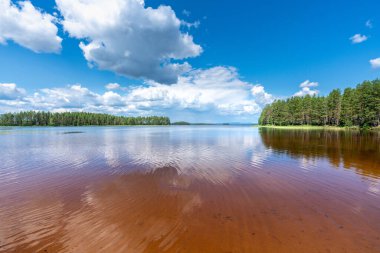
xmin=0 ymin=0 xmax=379 ymax=123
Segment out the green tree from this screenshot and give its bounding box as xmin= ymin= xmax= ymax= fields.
xmin=326 ymin=89 xmax=341 ymax=126
xmin=258 ymin=79 xmax=380 ymax=128
xmin=0 ymin=111 xmax=171 ymax=126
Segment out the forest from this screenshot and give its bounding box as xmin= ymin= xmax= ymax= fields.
xmin=259 ymin=79 xmax=380 ymax=128
xmin=0 ymin=111 xmax=170 ymax=126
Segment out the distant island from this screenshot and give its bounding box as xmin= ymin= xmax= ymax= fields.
xmin=259 ymin=79 xmax=380 ymax=129
xmin=171 ymin=122 xmax=246 ymax=126
xmin=171 ymin=121 xmax=191 ymax=125
xmin=0 ymin=111 xmax=170 ymax=126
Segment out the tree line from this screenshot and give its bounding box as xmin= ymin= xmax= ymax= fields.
xmin=259 ymin=79 xmax=380 ymax=128
xmin=0 ymin=111 xmax=170 ymax=126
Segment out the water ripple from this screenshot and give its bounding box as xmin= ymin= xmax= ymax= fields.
xmin=0 ymin=126 xmax=379 ymax=252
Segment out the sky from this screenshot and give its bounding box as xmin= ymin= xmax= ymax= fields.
xmin=0 ymin=0 xmax=379 ymax=123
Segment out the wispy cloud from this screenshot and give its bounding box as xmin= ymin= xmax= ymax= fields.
xmin=299 ymin=80 xmax=318 ymax=88
xmin=182 ymin=9 xmax=191 ymax=17
xmin=366 ymin=20 xmax=373 ymax=29
xmin=181 ymin=20 xmax=201 ymax=29
xmin=105 ymin=83 xmax=121 ymax=90
xmin=349 ymin=34 xmax=368 ymax=44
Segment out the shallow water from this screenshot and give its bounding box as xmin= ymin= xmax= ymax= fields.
xmin=0 ymin=126 xmax=379 ymax=253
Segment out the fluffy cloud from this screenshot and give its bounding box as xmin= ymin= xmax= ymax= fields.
xmin=294 ymin=80 xmax=319 ymax=97
xmin=0 ymin=0 xmax=62 ymax=53
xmin=56 ymin=0 xmax=202 ymax=84
xmin=251 ymin=85 xmax=274 ymax=105
xmin=127 ymin=66 xmax=273 ymax=115
xmin=0 ymin=83 xmax=26 ymax=100
xmin=370 ymin=58 xmax=380 ymax=69
xmin=0 ymin=67 xmax=275 ymax=121
xmin=349 ymin=34 xmax=368 ymax=44
xmin=23 ymin=84 xmax=129 ymax=112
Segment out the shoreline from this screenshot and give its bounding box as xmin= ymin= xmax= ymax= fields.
xmin=0 ymin=124 xmax=255 ymax=128
xmin=258 ymin=125 xmax=380 ymax=131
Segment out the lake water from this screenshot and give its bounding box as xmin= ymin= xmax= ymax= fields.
xmin=0 ymin=126 xmax=379 ymax=253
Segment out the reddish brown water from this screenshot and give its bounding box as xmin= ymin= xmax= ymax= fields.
xmin=0 ymin=126 xmax=379 ymax=252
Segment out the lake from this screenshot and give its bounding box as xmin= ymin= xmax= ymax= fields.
xmin=0 ymin=126 xmax=379 ymax=253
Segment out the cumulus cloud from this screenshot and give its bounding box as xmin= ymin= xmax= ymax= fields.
xmin=0 ymin=83 xmax=26 ymax=100
xmin=294 ymin=80 xmax=319 ymax=97
xmin=31 ymin=85 xmax=102 ymax=110
xmin=56 ymin=0 xmax=202 ymax=84
xmin=370 ymin=58 xmax=380 ymax=69
xmin=26 ymin=84 xmax=133 ymax=111
xmin=349 ymin=34 xmax=368 ymax=44
xmin=0 ymin=0 xmax=62 ymax=53
xmin=0 ymin=67 xmax=275 ymax=121
xmin=127 ymin=66 xmax=274 ymax=115
xmin=251 ymin=85 xmax=274 ymax=105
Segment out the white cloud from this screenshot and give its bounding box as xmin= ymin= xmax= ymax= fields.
xmin=101 ymin=91 xmax=124 ymax=106
xmin=251 ymin=85 xmax=274 ymax=105
xmin=370 ymin=58 xmax=380 ymax=69
xmin=56 ymin=0 xmax=202 ymax=84
xmin=105 ymin=83 xmax=121 ymax=90
xmin=294 ymin=80 xmax=319 ymax=97
xmin=349 ymin=34 xmax=368 ymax=44
xmin=0 ymin=0 xmax=62 ymax=53
xmin=0 ymin=67 xmax=275 ymax=121
xmin=0 ymin=83 xmax=26 ymax=100
xmin=294 ymin=87 xmax=319 ymax=97
xmin=366 ymin=20 xmax=373 ymax=29
xmin=127 ymin=66 xmax=273 ymax=115
xmin=31 ymin=84 xmax=102 ymax=110
xmin=135 ymin=65 xmax=258 ymax=114
xmin=181 ymin=20 xmax=200 ymax=29
xmin=299 ymin=80 xmax=319 ymax=88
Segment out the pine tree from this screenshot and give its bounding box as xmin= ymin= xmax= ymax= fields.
xmin=258 ymin=79 xmax=380 ymax=128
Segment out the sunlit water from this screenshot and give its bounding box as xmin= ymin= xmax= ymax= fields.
xmin=0 ymin=126 xmax=379 ymax=253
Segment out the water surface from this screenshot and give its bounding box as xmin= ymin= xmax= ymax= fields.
xmin=0 ymin=126 xmax=379 ymax=252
